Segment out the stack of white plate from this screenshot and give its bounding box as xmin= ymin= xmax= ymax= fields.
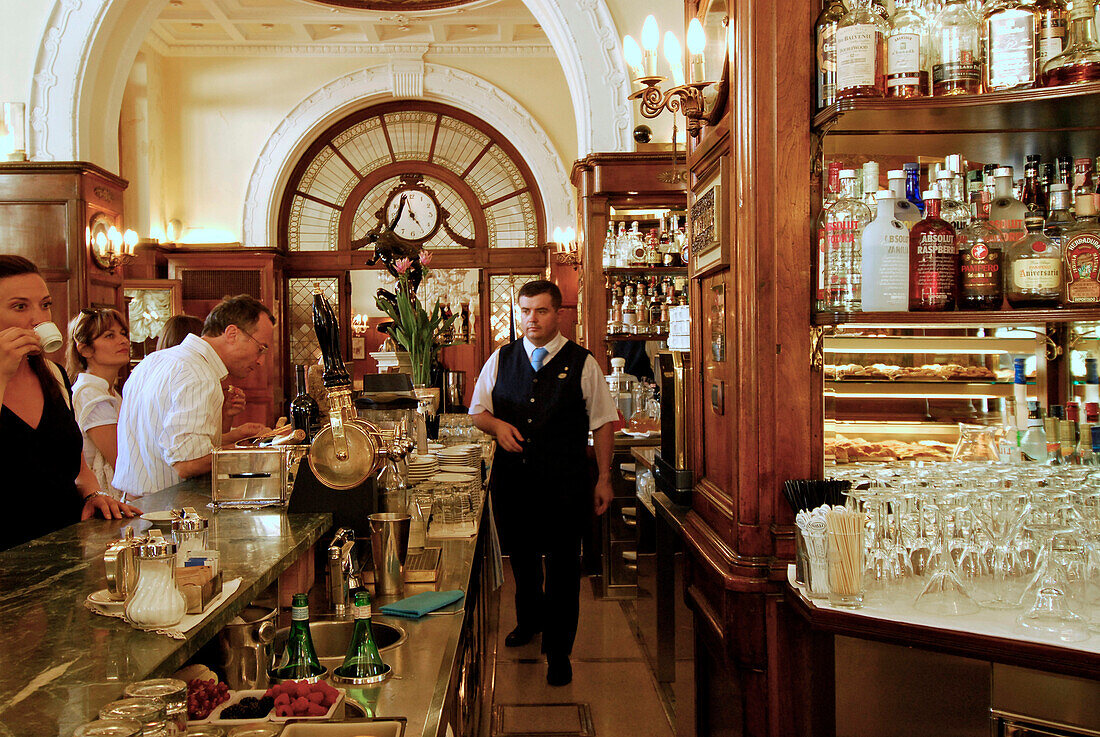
xmin=407 ymin=454 xmax=439 ymax=485
xmin=437 ymin=444 xmax=480 ymax=468
xmin=440 ymin=464 xmax=477 ymax=476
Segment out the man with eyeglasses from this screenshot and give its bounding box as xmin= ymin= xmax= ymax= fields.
xmin=114 ymin=295 xmax=274 ymax=497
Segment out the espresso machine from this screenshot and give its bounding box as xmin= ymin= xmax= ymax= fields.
xmin=653 ymin=350 xmax=692 ymax=504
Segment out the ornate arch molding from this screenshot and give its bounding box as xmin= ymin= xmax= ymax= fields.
xmin=27 ymin=0 xmax=630 ymax=166
xmin=241 ymin=63 xmax=572 ymax=248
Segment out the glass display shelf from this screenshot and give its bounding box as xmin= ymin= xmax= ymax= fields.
xmin=607 ymin=333 xmax=669 ymax=342
xmin=815 ymin=309 xmax=1100 ymax=327
xmin=604 ymin=267 xmax=688 ymax=277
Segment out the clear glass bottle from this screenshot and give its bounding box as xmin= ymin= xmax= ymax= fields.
xmin=990 ymin=166 xmax=1028 ymax=246
xmin=862 ymin=160 xmax=881 ymax=207
xmin=905 ymin=162 xmax=925 ymax=213
xmin=1035 ymin=0 xmax=1069 ymax=70
xmin=615 ymin=222 xmax=628 ymax=268
xmin=1022 ymin=154 xmax=1049 ymax=218
xmin=1020 ymin=401 xmax=1048 ymax=462
xmin=909 ymin=190 xmax=958 ymax=310
xmin=816 ymin=0 xmax=850 ymax=109
xmin=931 ymin=0 xmax=984 ymax=94
xmin=937 ymin=170 xmax=971 ymax=232
xmin=1006 ymin=212 xmax=1063 ymax=307
xmin=888 ymin=168 xmax=923 ymax=226
xmin=1045 ymin=183 xmax=1076 ymax=246
xmin=862 ymin=190 xmax=911 ymax=311
xmin=888 ymin=0 xmax=932 ymax=97
xmin=957 ymin=191 xmax=1005 ymax=309
xmin=602 ymin=223 xmax=615 ymax=269
xmin=1074 ymin=156 xmax=1095 ymax=202
xmin=821 ymin=169 xmax=873 ymax=311
xmin=1062 ymin=193 xmax=1100 ymax=305
xmin=836 ymin=0 xmax=889 ymax=99
xmin=982 ymin=0 xmax=1039 ymax=90
xmin=1040 ymin=0 xmax=1100 ymax=85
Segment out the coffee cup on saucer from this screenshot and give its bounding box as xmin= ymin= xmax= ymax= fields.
xmin=34 ymin=321 xmax=64 ymax=353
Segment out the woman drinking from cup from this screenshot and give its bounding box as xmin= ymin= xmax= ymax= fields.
xmin=66 ymin=307 xmax=132 ymax=501
xmin=0 ymin=255 xmax=139 ymax=551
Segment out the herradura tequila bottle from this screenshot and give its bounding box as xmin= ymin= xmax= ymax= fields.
xmin=888 ymin=0 xmax=931 ymax=97
xmin=836 ymin=0 xmax=888 ymax=99
xmin=932 ymin=0 xmax=983 ymax=95
xmin=815 ymin=0 xmax=849 ymax=109
xmin=957 ymin=192 xmax=1005 ymax=310
xmin=910 ymin=190 xmax=958 ymax=310
xmin=1040 ymin=0 xmax=1100 ymax=86
xmin=1062 ymin=194 xmax=1100 ymax=306
xmin=982 ymin=0 xmax=1039 ymax=91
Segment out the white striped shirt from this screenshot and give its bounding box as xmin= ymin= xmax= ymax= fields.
xmin=113 ymin=334 xmax=227 ymax=497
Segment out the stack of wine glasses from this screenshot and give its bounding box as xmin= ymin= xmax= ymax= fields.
xmin=817 ymin=462 xmax=1100 ymax=643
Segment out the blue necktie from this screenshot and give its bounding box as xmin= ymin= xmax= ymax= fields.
xmin=532 ymin=346 xmax=548 ymax=371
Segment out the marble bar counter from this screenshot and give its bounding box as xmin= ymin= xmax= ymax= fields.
xmin=0 ymin=479 xmax=331 ymax=737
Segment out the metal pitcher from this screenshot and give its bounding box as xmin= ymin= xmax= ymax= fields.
xmin=217 ymin=605 xmax=278 ymax=690
xmin=103 ymin=528 xmax=139 ymax=602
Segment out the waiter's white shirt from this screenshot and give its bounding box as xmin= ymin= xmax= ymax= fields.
xmin=469 ymin=332 xmax=619 ymax=431
xmin=113 ymin=334 xmax=227 ymax=497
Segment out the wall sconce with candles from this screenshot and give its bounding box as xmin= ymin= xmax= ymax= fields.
xmin=623 ymin=16 xmax=715 ymax=139
xmin=552 ymin=226 xmax=581 ymax=270
xmin=88 ymin=214 xmax=139 ymax=274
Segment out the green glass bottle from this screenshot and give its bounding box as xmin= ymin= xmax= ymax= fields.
xmin=272 ymin=593 xmax=323 ymax=679
xmin=334 ymin=591 xmax=386 ymax=678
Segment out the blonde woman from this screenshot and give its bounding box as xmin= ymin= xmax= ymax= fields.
xmin=66 ymin=307 xmax=132 ymax=501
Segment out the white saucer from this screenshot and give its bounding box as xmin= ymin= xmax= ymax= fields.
xmin=87 ymin=589 xmax=126 ymax=613
xmin=141 ymin=510 xmax=178 ymax=527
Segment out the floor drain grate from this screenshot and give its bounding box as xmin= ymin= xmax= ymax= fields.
xmin=492 ymin=703 xmax=595 ymax=736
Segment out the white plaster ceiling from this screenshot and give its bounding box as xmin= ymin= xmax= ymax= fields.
xmin=148 ymin=0 xmax=552 ymax=54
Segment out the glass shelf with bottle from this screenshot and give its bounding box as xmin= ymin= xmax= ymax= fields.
xmin=605 ymin=273 xmax=688 ymax=339
xmin=602 ymin=211 xmax=688 ymax=270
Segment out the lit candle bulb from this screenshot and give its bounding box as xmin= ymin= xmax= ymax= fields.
xmin=663 ymin=31 xmax=685 ymax=86
xmin=623 ymin=35 xmax=644 ymax=80
xmin=95 ymin=231 xmax=108 ymax=257
xmin=687 ymin=18 xmax=706 ymax=83
xmin=123 ymin=229 xmax=139 ymax=256
xmin=107 ymin=226 xmax=122 ymax=255
xmin=641 ymin=15 xmax=659 ymax=77
xmin=553 ymin=226 xmax=564 ymax=252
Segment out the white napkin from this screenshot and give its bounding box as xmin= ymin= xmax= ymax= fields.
xmin=84 ymin=577 xmax=243 ymax=640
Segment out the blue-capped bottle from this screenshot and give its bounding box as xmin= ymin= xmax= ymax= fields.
xmin=1012 ymin=358 xmax=1028 ymax=447
xmin=904 ymin=163 xmax=924 ymax=214
xmin=1086 ymin=357 xmax=1100 ymax=406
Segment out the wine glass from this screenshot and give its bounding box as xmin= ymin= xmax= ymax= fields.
xmin=913 ymin=483 xmax=980 ymax=616
xmin=970 ymin=481 xmax=1031 ymax=609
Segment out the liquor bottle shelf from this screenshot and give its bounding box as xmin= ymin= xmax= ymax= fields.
xmin=606 ymin=332 xmax=669 ymax=342
xmin=814 ymin=308 xmax=1100 ymax=327
xmin=813 ymin=82 xmax=1100 ymax=136
xmin=604 ymin=266 xmax=688 ymax=276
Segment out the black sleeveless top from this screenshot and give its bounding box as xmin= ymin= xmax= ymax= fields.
xmin=489 ymin=339 xmax=593 ymax=552
xmin=0 ymin=363 xmax=83 ymax=551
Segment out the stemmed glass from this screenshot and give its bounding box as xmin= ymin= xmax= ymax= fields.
xmin=970 ymin=480 xmax=1031 ymax=609
xmin=1076 ymin=486 xmax=1100 ymax=632
xmin=913 ymin=483 xmax=980 ymax=616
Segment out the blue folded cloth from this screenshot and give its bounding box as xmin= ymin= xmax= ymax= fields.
xmin=379 ymin=589 xmax=464 ymax=618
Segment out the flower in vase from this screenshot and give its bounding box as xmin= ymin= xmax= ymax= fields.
xmin=419 ymin=249 xmax=434 ymax=268
xmin=394 ymin=257 xmax=412 ymax=275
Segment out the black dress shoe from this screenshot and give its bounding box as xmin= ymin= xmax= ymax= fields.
xmin=504 ymin=626 xmax=540 ymax=647
xmin=546 ymin=655 xmax=572 ymax=686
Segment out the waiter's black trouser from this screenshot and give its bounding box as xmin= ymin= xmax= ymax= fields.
xmin=510 ymin=548 xmax=582 ymax=657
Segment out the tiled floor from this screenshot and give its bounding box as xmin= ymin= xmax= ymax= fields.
xmin=491 ymin=559 xmax=676 ymax=737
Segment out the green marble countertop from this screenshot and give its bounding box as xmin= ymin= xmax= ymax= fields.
xmin=0 ymin=478 xmax=331 ymax=737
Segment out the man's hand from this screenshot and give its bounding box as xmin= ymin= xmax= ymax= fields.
xmin=491 ymin=418 xmax=525 ymax=453
xmin=224 ymin=422 xmax=269 ymax=445
xmin=594 ymin=477 xmax=613 ymax=516
xmin=223 ymin=385 xmax=246 ymax=419
xmin=81 ymin=494 xmax=142 ymax=521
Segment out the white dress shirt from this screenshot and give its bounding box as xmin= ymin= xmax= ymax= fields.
xmin=113 ymin=334 xmax=227 ymax=497
xmin=72 ymin=372 xmax=123 ymax=500
xmin=469 ymin=332 xmax=619 ymax=431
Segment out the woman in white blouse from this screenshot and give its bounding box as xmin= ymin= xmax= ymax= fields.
xmin=66 ymin=308 xmax=131 ymax=500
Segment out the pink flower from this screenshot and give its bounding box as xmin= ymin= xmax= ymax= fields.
xmin=394 ymin=257 xmax=412 ymax=274
xmin=419 ymin=249 xmax=433 ymax=268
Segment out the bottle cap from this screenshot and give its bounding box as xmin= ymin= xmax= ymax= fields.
xmin=1026 ymin=154 xmax=1042 ymax=163
xmin=887 ymin=169 xmax=905 ymax=179
xmin=1050 ymin=404 xmax=1065 ymax=420
xmin=922 ymin=190 xmax=940 ymax=200
xmin=1088 ymin=401 xmax=1100 ymax=418
xmin=936 ymin=171 xmax=953 ymax=181
xmin=994 ymin=166 xmax=1014 ymax=178
xmin=904 ymin=162 xmax=919 ymax=171
xmin=945 ymin=154 xmax=965 ymax=172
xmin=874 ymin=190 xmax=896 ymax=201
xmin=1076 ymin=194 xmax=1098 ymax=216
xmin=1050 ymin=183 xmax=1070 ymax=192
xmin=839 ymin=169 xmax=857 ymax=179
xmin=1024 ymin=213 xmax=1045 ymax=229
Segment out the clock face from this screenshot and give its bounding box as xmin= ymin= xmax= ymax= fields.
xmin=386 ymin=188 xmax=440 ymax=243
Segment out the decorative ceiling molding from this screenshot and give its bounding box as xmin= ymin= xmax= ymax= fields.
xmin=304 ymin=0 xmax=487 ymax=12
xmin=241 ymin=63 xmax=573 ymax=250
xmin=154 ymin=42 xmax=556 ymax=57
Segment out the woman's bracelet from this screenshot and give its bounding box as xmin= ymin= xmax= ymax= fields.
xmin=82 ymin=490 xmax=107 ymax=502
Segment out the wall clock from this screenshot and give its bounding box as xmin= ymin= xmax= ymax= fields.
xmin=384 ymin=184 xmax=441 ymax=244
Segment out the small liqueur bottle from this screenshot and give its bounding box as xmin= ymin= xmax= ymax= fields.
xmin=982 ymin=0 xmax=1039 ymax=91
xmin=861 ymin=190 xmax=911 ymax=311
xmin=1006 ymin=213 xmax=1063 ymax=307
xmin=957 ymin=191 xmax=1005 ymax=310
xmin=990 ymin=166 xmax=1028 ymax=246
xmin=602 ymin=224 xmax=615 ymax=269
xmin=815 ymin=0 xmax=849 ymax=110
xmin=1062 ymin=193 xmax=1100 ymax=305
xmin=1040 ymin=0 xmax=1100 ymax=86
xmin=931 ymin=0 xmax=983 ymax=95
xmin=937 ymin=170 xmax=971 ymax=232
xmin=888 ymin=169 xmax=923 ymax=227
xmin=909 ymin=190 xmax=958 ymax=311
xmin=905 ymin=162 xmax=925 ymax=214
xmin=888 ymin=0 xmax=932 ymax=97
xmin=821 ymin=169 xmax=874 ymax=311
xmin=1022 ymin=154 xmax=1049 ymax=218
xmin=836 ymin=0 xmax=889 ymax=99
xmin=1034 ymin=0 xmax=1069 ymax=71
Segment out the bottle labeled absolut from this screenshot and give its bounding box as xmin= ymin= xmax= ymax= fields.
xmin=820 ymin=169 xmax=873 ymax=311
xmin=909 ymin=191 xmax=958 ymax=311
xmin=862 ymin=190 xmax=911 ymax=311
xmin=1062 ymin=193 xmax=1100 ymax=305
xmin=957 ymin=192 xmax=1005 ymax=310
xmin=990 ymin=166 xmax=1028 ymax=245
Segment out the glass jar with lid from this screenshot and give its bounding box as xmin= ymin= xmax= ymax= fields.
xmin=72 ymin=719 xmax=143 ymax=737
xmin=171 ymin=510 xmax=209 ymax=564
xmin=124 ymin=678 xmax=187 ymax=734
xmin=124 ymin=533 xmax=186 ymax=628
xmin=98 ymin=697 xmax=170 ymax=737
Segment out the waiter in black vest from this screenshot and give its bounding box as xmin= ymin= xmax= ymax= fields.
xmin=470 ymin=280 xmax=617 ymax=686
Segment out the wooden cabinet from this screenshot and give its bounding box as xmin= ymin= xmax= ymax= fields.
xmin=0 ymin=162 xmax=129 ymax=342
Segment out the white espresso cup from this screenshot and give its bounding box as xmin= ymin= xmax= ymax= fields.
xmin=34 ymin=321 xmax=64 ymax=353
